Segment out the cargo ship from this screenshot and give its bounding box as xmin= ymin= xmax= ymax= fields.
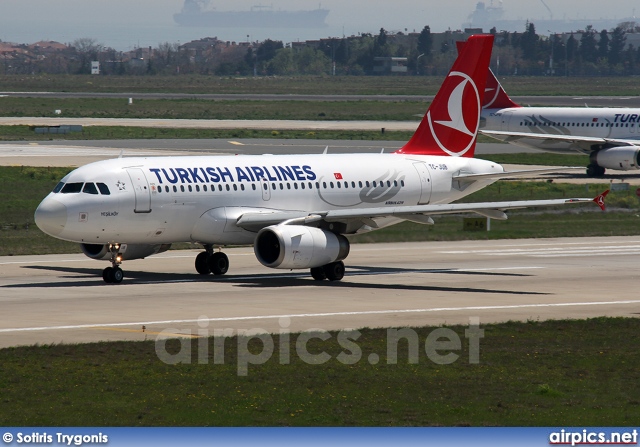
xmin=174 ymin=0 xmax=329 ymax=28
xmin=465 ymin=1 xmax=635 ymax=33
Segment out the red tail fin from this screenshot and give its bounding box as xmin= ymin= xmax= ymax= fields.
xmin=483 ymin=68 xmax=521 ymax=109
xmin=397 ymin=34 xmax=494 ymax=158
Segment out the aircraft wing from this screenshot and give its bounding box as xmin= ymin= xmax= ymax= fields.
xmin=481 ymin=130 xmax=640 ymax=152
xmin=236 ymin=191 xmax=608 ymax=231
xmin=452 ymin=166 xmax=584 ymax=182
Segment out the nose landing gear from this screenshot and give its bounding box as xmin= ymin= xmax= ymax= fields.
xmin=103 ymin=243 xmax=124 ymax=284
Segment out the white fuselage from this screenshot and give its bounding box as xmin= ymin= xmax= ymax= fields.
xmin=481 ymin=107 xmax=640 ymax=152
xmin=35 ymin=153 xmax=503 ymax=247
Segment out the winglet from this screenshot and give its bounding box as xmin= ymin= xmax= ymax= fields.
xmin=594 ymin=190 xmax=609 ymax=211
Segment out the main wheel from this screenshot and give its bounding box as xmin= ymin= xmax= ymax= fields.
xmin=586 ymin=164 xmax=605 ymax=178
xmin=323 ymin=261 xmax=345 ymax=281
xmin=208 ymin=252 xmax=229 ymax=275
xmin=310 ymin=266 xmax=327 ymax=281
xmin=195 ymin=252 xmax=211 ymax=275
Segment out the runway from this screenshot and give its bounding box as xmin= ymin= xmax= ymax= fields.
xmin=1 ymin=237 xmax=639 ymax=349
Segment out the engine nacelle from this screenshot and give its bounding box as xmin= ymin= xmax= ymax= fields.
xmin=254 ymin=225 xmax=350 ymax=269
xmin=592 ymin=147 xmax=640 ymax=171
xmin=81 ymin=243 xmax=171 ymax=261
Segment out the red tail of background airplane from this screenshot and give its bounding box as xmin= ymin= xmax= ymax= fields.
xmin=483 ymin=67 xmax=521 ymax=109
xmin=397 ymin=34 xmax=494 ymax=158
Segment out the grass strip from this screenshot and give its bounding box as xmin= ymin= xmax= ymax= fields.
xmin=0 ymin=97 xmax=427 ymax=121
xmin=2 ymin=74 xmax=639 ymax=96
xmin=0 ymin=318 xmax=638 ymax=426
xmin=0 ymin=125 xmax=416 ymax=142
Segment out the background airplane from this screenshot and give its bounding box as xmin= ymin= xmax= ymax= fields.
xmin=480 ymin=69 xmax=640 ymax=177
xmin=34 ymin=35 xmax=605 ymax=284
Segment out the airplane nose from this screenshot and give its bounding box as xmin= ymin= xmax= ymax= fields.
xmin=35 ymin=197 xmax=67 ymax=236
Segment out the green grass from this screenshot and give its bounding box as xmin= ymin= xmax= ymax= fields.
xmin=0 ymin=97 xmax=427 ymax=121
xmin=0 ymin=318 xmax=638 ymax=426
xmin=2 ymin=74 xmax=639 ymax=96
xmin=2 ymin=166 xmax=639 ymax=256
xmin=0 ymin=125 xmax=417 ymax=142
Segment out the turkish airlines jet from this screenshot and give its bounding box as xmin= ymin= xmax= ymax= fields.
xmin=34 ymin=35 xmax=606 ymax=284
xmin=480 ymin=69 xmax=640 ymax=177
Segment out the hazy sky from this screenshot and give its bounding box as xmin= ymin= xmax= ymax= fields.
xmin=1 ymin=0 xmax=637 ymax=50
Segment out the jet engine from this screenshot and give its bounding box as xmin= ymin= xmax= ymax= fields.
xmin=592 ymin=147 xmax=640 ymax=171
xmin=81 ymin=243 xmax=171 ymax=261
xmin=254 ymin=225 xmax=350 ymax=269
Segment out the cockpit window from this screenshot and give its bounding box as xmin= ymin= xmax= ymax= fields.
xmin=82 ymin=183 xmax=99 ymax=195
xmin=96 ymin=183 xmax=111 ymax=195
xmin=60 ymin=182 xmax=84 ymax=194
xmin=52 ymin=182 xmax=65 ymax=193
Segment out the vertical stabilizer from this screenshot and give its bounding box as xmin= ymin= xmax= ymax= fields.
xmin=483 ymin=68 xmax=521 ymax=109
xmin=396 ymin=34 xmax=494 ymax=157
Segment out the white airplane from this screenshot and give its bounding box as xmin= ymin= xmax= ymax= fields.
xmin=34 ymin=35 xmax=607 ymax=284
xmin=480 ymin=68 xmax=640 ymax=177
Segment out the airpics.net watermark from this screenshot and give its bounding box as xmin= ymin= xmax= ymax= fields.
xmin=154 ymin=316 xmax=484 ymax=376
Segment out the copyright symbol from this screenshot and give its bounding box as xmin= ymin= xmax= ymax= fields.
xmin=2 ymin=433 xmax=12 ymax=443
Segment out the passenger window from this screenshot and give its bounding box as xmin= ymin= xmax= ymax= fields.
xmin=203 ymin=185 xmax=207 ymax=192
xmin=61 ymin=182 xmax=83 ymax=194
xmin=82 ymin=183 xmax=99 ymax=195
xmin=52 ymin=182 xmax=65 ymax=193
xmin=173 ymin=185 xmax=177 ymax=193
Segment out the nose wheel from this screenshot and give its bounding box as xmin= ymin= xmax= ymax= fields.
xmin=103 ymin=266 xmax=124 ymax=284
xmin=103 ymin=243 xmax=124 ymax=284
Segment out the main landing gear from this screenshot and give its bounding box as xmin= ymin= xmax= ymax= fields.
xmin=103 ymin=243 xmax=124 ymax=284
xmin=195 ymin=245 xmax=229 ymax=276
xmin=310 ymin=261 xmax=345 ymax=281
xmin=586 ymin=163 xmax=606 ymax=178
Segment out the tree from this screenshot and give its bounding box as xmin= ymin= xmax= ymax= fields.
xmin=72 ymin=37 xmax=103 ymax=74
xmin=579 ymin=26 xmax=597 ymax=64
xmin=609 ymin=27 xmax=626 ymax=66
xmin=256 ymin=39 xmax=283 ymax=63
xmin=520 ymin=22 xmax=539 ymax=61
xmin=597 ymin=29 xmax=609 ymax=61
xmin=417 ymin=26 xmax=432 ymax=56
xmin=267 ymin=48 xmax=294 ymax=75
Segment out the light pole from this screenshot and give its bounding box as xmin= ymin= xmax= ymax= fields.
xmin=416 ymin=53 xmax=424 ymax=75
xmin=548 ymin=30 xmax=554 ymax=75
